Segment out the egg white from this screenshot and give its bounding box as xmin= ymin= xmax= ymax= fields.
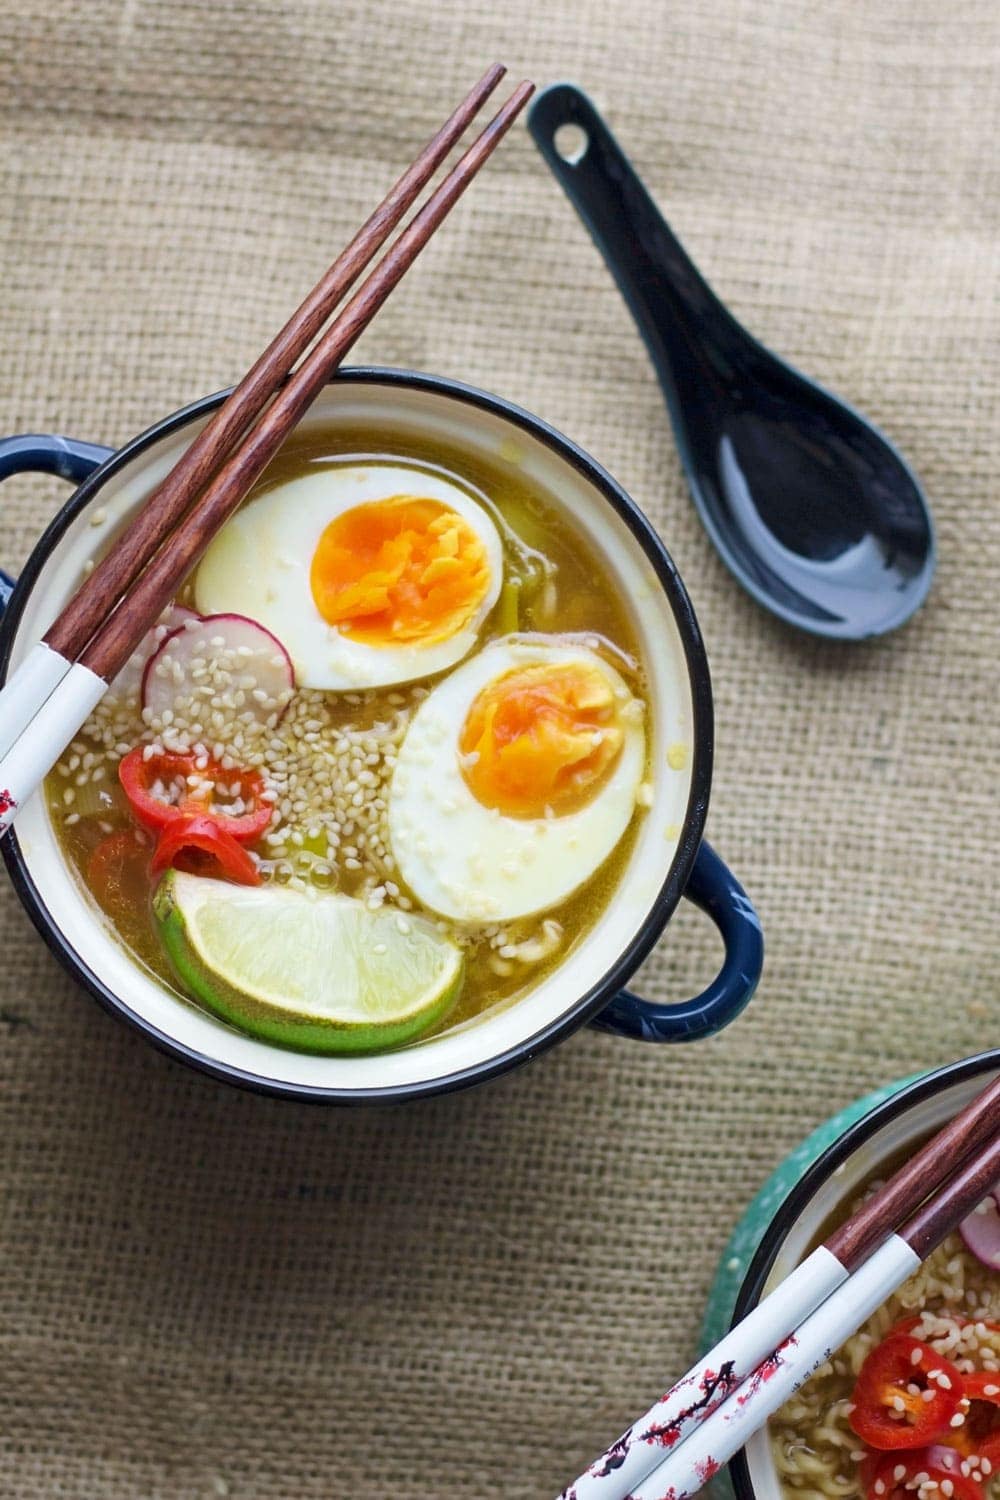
xmin=193 ymin=464 xmax=504 ymax=690
xmin=388 ymin=637 xmax=647 ymax=922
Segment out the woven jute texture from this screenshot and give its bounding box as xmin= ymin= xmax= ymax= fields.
xmin=1 ymin=2 xmax=998 ymax=1495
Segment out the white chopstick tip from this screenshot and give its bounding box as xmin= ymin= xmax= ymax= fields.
xmin=0 ymin=660 xmax=106 ymax=839
xmin=0 ymin=640 xmax=73 ymax=760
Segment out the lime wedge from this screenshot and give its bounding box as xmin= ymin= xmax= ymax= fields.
xmin=153 ymin=870 xmax=463 ymax=1054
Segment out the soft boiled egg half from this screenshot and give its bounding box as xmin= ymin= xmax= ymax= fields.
xmin=193 ymin=464 xmax=504 ymax=689
xmin=388 ymin=636 xmax=647 ymax=922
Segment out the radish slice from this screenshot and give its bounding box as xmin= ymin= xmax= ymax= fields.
xmin=959 ymin=1189 xmax=1000 ymax=1270
xmin=141 ymin=612 xmax=295 ymax=728
xmin=109 ymin=604 xmax=200 ymax=701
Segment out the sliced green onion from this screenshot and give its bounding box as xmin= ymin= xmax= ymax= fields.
xmin=497 ymin=576 xmax=522 ymax=634
xmin=67 ymin=777 xmax=127 ymax=822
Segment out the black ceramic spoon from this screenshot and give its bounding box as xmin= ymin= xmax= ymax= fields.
xmin=528 ymin=84 xmax=935 ymax=640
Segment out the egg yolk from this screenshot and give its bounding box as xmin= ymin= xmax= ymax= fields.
xmin=310 ymin=496 xmax=491 ymax=646
xmin=459 ymin=661 xmax=625 ymax=819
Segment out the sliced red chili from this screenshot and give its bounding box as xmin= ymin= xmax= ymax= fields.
xmin=864 ymin=1447 xmax=985 ymax=1500
xmin=851 ymin=1335 xmax=965 ymax=1449
xmin=952 ymin=1373 xmax=1000 ymax=1464
xmin=878 ymin=1320 xmax=1000 ymax=1467
xmin=859 ymin=1450 xmax=882 ymax=1495
xmin=119 ymin=747 xmax=271 ymax=842
xmin=87 ymin=828 xmax=151 ymax=919
xmin=151 ymin=814 xmax=261 ymax=886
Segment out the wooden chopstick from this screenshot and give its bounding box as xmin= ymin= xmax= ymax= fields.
xmin=902 ymin=1122 xmax=1000 ymax=1255
xmin=560 ymin=1070 xmax=1000 ymax=1500
xmin=0 ymin=65 xmax=507 ymax=766
xmin=627 ymin=1127 xmax=1000 ymax=1500
xmin=0 ymin=78 xmax=533 ymax=838
xmin=49 ymin=63 xmax=507 ymax=664
xmin=81 ymin=79 xmax=534 ymax=682
xmin=825 ymin=1071 xmax=1000 ymax=1269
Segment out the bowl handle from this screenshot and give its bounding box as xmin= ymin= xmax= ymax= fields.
xmin=591 ymin=841 xmax=763 ymax=1043
xmin=0 ymin=434 xmax=114 ymax=611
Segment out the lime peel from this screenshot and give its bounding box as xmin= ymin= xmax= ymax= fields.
xmin=154 ymin=870 xmax=463 ymax=1054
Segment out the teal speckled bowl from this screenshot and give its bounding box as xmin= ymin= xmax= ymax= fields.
xmin=702 ymin=1050 xmax=1000 ymax=1500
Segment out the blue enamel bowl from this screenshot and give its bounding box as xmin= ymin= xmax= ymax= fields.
xmin=0 ymin=370 xmax=764 ymax=1102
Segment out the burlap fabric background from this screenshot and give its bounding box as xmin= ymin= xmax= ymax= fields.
xmin=1 ymin=2 xmax=998 ymax=1495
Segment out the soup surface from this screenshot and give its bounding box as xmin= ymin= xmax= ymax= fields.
xmin=45 ymin=420 xmax=661 ymax=1054
xmin=770 ymin=1173 xmax=1000 ymax=1500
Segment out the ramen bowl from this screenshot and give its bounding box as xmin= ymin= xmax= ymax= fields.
xmin=0 ymin=369 xmax=763 ymax=1102
xmin=723 ymin=1049 xmax=1000 ymax=1500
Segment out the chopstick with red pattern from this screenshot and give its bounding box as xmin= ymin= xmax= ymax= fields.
xmin=558 ymin=1071 xmax=1000 ymax=1500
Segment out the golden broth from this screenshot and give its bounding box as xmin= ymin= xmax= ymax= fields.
xmin=46 ymin=418 xmax=652 ymax=1049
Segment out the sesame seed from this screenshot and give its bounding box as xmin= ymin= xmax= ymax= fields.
xmin=50 ymin=630 xmax=593 ymax=986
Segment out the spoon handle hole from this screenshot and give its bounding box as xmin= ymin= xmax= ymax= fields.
xmin=553 ymin=122 xmax=589 ymax=164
